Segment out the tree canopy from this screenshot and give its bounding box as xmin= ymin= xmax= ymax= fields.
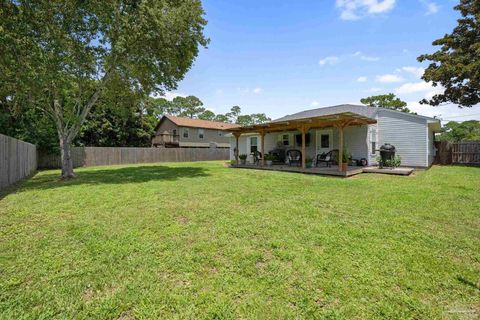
xmin=437 ymin=120 xmax=480 ymax=142
xmin=0 ymin=0 xmax=208 ymax=178
xmin=360 ymin=93 xmax=413 ymax=113
xmin=417 ymin=0 xmax=480 ymax=107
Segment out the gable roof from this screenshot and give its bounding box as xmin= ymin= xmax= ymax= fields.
xmin=158 ymin=115 xmax=240 ymax=131
xmin=271 ymin=104 xmax=440 ymax=123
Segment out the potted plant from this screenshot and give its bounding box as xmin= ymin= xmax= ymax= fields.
xmin=305 ymin=156 xmax=314 ymax=168
xmin=239 ymin=154 xmax=247 ymax=165
xmin=264 ymin=154 xmax=274 ymax=166
xmin=341 ymin=148 xmax=349 ymax=172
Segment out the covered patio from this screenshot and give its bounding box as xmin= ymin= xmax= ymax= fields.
xmin=229 ymin=110 xmax=377 ymax=174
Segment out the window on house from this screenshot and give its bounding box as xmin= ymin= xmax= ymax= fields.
xmin=218 ymin=131 xmax=223 ymax=136
xmin=183 ymin=128 xmax=189 ymax=138
xmin=250 ymin=137 xmax=258 ymax=153
xmin=370 ymin=128 xmax=377 ymax=155
xmin=282 ymin=134 xmax=289 ymax=146
xmin=294 ymin=133 xmax=311 ymax=147
xmin=198 ymin=129 xmax=204 ymax=139
xmin=321 ymin=134 xmax=329 ymax=148
xmin=173 ymin=129 xmax=177 ymax=136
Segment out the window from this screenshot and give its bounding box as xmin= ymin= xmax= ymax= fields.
xmin=198 ymin=129 xmax=205 ymax=139
xmin=172 ymin=129 xmax=177 ymax=136
xmin=370 ymin=127 xmax=377 ymax=155
xmin=282 ymin=134 xmax=289 ymax=146
xmin=183 ymin=128 xmax=189 ymax=138
xmin=321 ymin=134 xmax=330 ymax=148
xmin=218 ymin=131 xmax=223 ymax=137
xmin=250 ymin=137 xmax=258 ymax=153
xmin=295 ymin=133 xmax=311 ymax=147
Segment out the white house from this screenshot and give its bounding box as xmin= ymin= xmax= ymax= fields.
xmin=229 ymin=104 xmax=441 ymax=168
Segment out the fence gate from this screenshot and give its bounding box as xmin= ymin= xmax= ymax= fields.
xmin=452 ymin=141 xmax=480 ymax=165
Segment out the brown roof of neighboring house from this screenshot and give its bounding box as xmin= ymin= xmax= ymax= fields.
xmin=160 ymin=115 xmax=240 ymax=130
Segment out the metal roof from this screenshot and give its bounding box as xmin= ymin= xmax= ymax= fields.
xmin=271 ymin=104 xmax=440 ymax=123
xmin=271 ymin=104 xmax=377 ymax=123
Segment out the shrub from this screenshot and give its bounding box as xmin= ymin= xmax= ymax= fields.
xmin=239 ymin=154 xmax=248 ymax=160
xmin=264 ymin=154 xmax=275 ymax=161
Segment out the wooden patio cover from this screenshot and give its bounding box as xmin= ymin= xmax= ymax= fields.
xmin=229 ymin=112 xmax=377 ymax=171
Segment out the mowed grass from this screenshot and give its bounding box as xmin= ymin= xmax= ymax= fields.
xmin=0 ymin=162 xmax=479 ymax=319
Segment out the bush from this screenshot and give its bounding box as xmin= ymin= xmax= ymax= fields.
xmin=377 ymin=155 xmax=401 ymax=168
xmin=264 ymin=154 xmax=275 ymax=161
xmin=239 ymin=154 xmax=248 ymax=160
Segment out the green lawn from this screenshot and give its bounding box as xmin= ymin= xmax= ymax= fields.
xmin=0 ymin=162 xmax=479 ymax=319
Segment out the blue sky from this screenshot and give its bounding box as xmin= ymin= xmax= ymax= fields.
xmin=165 ymin=0 xmax=479 ymax=122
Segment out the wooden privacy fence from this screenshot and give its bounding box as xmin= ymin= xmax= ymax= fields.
xmin=452 ymin=141 xmax=480 ymax=165
xmin=38 ymin=146 xmax=230 ymax=169
xmin=433 ymin=141 xmax=452 ymax=165
xmin=0 ymin=134 xmax=37 ymax=189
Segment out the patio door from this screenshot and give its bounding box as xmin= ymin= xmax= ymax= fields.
xmin=316 ymin=129 xmax=333 ymax=155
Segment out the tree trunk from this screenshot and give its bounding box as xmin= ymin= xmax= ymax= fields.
xmin=60 ymin=137 xmax=75 ymax=179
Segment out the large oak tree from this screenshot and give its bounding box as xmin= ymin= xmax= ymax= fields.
xmin=417 ymin=0 xmax=480 ymax=107
xmin=0 ymin=0 xmax=208 ymax=178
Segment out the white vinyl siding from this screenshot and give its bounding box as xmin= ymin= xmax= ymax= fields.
xmin=377 ymin=110 xmax=427 ymax=167
xmin=343 ymin=126 xmax=369 ymax=160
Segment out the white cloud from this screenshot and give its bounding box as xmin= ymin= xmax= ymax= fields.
xmin=215 ymin=89 xmax=223 ymax=95
xmin=368 ymin=87 xmax=382 ymax=92
xmin=310 ymin=101 xmax=320 ymax=107
xmin=160 ymin=92 xmax=187 ymax=101
xmin=319 ymin=56 xmax=340 ymax=66
xmin=336 ymin=0 xmax=396 ymax=20
xmin=376 ymin=74 xmax=405 ymax=83
xmin=353 ymin=51 xmax=380 ymax=62
xmin=357 ymin=76 xmax=368 ymax=82
xmin=421 ymin=1 xmax=439 ymax=15
xmin=398 ymin=66 xmax=425 ymax=78
xmin=395 ymin=81 xmax=433 ymax=94
xmin=238 ymin=87 xmax=263 ymax=94
xmin=407 ymin=101 xmax=479 ymax=123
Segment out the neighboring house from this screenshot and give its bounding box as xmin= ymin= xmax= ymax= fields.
xmin=152 ymin=115 xmax=239 ymax=148
xmin=229 ymin=104 xmax=441 ymax=168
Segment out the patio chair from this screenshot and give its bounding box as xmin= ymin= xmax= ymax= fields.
xmin=286 ymin=149 xmax=302 ymax=166
xmin=316 ymin=149 xmax=338 ymax=167
xmin=252 ymin=150 xmax=262 ymax=165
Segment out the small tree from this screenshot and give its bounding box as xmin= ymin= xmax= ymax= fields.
xmin=179 ymin=96 xmax=205 ymax=118
xmin=198 ymin=110 xmax=216 ymax=121
xmin=360 ymin=93 xmax=412 ymax=113
xmin=0 ymin=1 xmax=208 ymax=178
xmin=417 ymin=0 xmax=480 ymax=107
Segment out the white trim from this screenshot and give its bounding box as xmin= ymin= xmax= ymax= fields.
xmin=426 ymin=123 xmax=429 ymax=167
xmin=315 ymin=129 xmax=333 ymax=154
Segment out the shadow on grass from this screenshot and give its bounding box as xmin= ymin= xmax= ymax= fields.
xmin=457 ymin=276 xmax=480 ymax=292
xmin=0 ymin=165 xmax=210 ymax=199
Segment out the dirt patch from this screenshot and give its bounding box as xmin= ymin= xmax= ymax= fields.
xmin=117 ymin=310 xmax=135 ymax=320
xmin=82 ymin=287 xmax=95 ymax=302
xmin=177 ymin=216 xmax=189 ymax=225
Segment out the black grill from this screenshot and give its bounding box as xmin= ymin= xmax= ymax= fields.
xmin=379 ymin=143 xmax=396 ymax=162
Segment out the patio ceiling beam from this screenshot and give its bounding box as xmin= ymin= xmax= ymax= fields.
xmin=229 ymin=115 xmax=376 ymax=135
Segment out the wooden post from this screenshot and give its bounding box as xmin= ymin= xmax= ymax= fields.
xmin=260 ymin=131 xmax=265 ymax=166
xmin=301 ymin=126 xmax=306 ymax=169
xmin=234 ymin=133 xmax=240 ymax=165
xmin=338 ymin=124 xmax=344 ymax=172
